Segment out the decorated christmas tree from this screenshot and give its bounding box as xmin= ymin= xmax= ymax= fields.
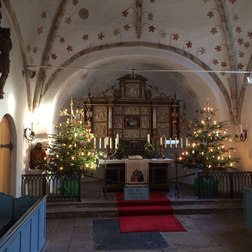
xmin=179 ymin=102 xmax=238 ymax=171
xmin=46 ymin=99 xmax=102 ymax=174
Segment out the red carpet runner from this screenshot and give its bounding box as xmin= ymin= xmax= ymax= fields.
xmin=116 ymin=192 xmax=186 ymax=233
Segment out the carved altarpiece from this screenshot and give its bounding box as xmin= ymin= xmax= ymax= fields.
xmin=82 ymin=74 xmax=182 ymax=146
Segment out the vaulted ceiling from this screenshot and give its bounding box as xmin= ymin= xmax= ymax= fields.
xmin=1 ymin=0 xmax=252 ymax=122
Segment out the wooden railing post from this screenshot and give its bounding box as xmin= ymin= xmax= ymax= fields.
xmin=230 ymin=172 xmax=234 ymax=198
xmin=78 ymin=173 xmax=81 ymax=202
xmin=42 ymin=174 xmax=46 ymax=196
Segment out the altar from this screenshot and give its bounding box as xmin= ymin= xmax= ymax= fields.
xmin=99 ymin=158 xmax=173 ymax=192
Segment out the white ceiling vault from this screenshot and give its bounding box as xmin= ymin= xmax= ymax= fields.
xmin=2 ymin=0 xmax=252 ymax=123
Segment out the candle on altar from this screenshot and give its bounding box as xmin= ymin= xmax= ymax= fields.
xmin=94 ymin=138 xmax=96 ymax=148
xmin=106 ymin=137 xmax=109 ymax=147
xmin=104 ymin=137 xmax=107 ymax=147
xmin=160 ymin=137 xmax=163 ymax=146
xmin=99 ymin=138 xmax=102 ymax=148
xmin=115 ymin=138 xmax=118 ymax=149
xmin=116 ymin=133 xmax=119 ymax=142
xmin=175 ymin=137 xmax=177 ymax=148
xmin=147 ymin=134 xmax=150 ymax=143
xmin=110 ymin=138 xmax=112 ymax=149
xmin=169 ymin=138 xmax=172 ymax=148
xmin=186 ymin=137 xmax=188 ymax=147
xmin=180 ymin=137 xmax=183 ymax=148
xmin=164 ymin=137 xmax=167 ymax=148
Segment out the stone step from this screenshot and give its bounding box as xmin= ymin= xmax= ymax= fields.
xmin=46 ymin=199 xmax=243 ymax=219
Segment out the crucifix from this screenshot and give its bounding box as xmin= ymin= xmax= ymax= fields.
xmin=130 ymin=67 xmax=136 ymax=78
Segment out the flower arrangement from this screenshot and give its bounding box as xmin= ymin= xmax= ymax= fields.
xmin=144 ymin=142 xmax=156 ymax=158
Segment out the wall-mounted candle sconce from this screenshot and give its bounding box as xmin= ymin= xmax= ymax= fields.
xmin=234 ymin=128 xmax=247 ymax=142
xmin=24 ymin=128 xmax=35 ymax=141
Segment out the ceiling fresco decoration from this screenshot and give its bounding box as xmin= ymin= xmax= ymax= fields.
xmin=1 ymin=0 xmax=251 ymax=120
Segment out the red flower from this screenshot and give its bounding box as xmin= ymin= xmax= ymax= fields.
xmin=98 ymin=32 xmax=105 ymax=40
xmin=186 ymin=41 xmax=192 ymax=48
xmin=66 ymin=45 xmax=73 ymax=51
xmin=37 ymin=27 xmax=43 ymax=35
xmin=210 ymin=27 xmax=217 ymax=35
xmin=244 ymin=42 xmax=250 ymax=48
xmin=207 ymin=11 xmax=214 ymax=19
xmin=221 ymin=61 xmax=227 ymax=68
xmin=122 ymin=9 xmax=128 ymax=17
xmin=79 ymin=142 xmax=83 ymax=146
xmin=237 ymin=63 xmax=244 ymax=70
xmin=237 ymin=38 xmax=244 ymax=45
xmin=59 ymin=37 xmax=65 ymax=44
xmin=82 ymin=34 xmax=89 ymax=40
xmin=149 ymin=25 xmax=155 ymax=32
xmin=215 ymin=45 xmax=222 ymax=52
xmin=235 ymin=26 xmax=242 ymax=33
xmin=212 ymin=59 xmax=218 ymax=65
xmin=123 ymin=24 xmax=130 ymax=31
xmin=173 ymin=33 xmax=179 ymax=40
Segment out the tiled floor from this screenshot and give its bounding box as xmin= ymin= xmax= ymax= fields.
xmin=41 ymin=179 xmax=252 ymax=252
xmin=42 ymin=213 xmax=252 ymax=252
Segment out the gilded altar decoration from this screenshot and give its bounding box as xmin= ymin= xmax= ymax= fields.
xmin=82 ymin=73 xmax=184 ymax=152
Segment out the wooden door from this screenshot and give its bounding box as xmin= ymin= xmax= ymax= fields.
xmin=0 ymin=116 xmax=11 ymax=194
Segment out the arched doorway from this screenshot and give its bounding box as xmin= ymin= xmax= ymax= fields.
xmin=0 ymin=116 xmax=11 ymax=194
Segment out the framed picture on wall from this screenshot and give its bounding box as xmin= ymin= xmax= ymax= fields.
xmin=124 ymin=115 xmax=140 ymax=129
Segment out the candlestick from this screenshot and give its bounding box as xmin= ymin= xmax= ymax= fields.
xmin=164 ymin=137 xmax=167 ymax=148
xmin=175 ymin=137 xmax=177 ymax=148
xmin=110 ymin=138 xmax=112 ymax=149
xmin=147 ymin=134 xmax=150 ymax=143
xmin=104 ymin=137 xmax=107 ymax=148
xmin=99 ymin=138 xmax=102 ymax=148
xmin=94 ymin=138 xmax=96 ymax=148
xmin=180 ymin=137 xmax=183 ymax=148
xmin=169 ymin=138 xmax=172 ymax=148
xmin=116 ymin=133 xmax=119 ymax=142
xmin=115 ymin=138 xmax=118 ymax=149
xmin=186 ymin=137 xmax=188 ymax=147
xmin=160 ymin=137 xmax=163 ymax=146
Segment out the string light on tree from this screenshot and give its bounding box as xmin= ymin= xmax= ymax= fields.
xmin=179 ymin=101 xmax=239 ymax=171
xmin=46 ymin=98 xmax=103 ymax=173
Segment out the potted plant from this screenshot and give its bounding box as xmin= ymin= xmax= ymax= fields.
xmin=144 ymin=142 xmax=156 ymax=159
